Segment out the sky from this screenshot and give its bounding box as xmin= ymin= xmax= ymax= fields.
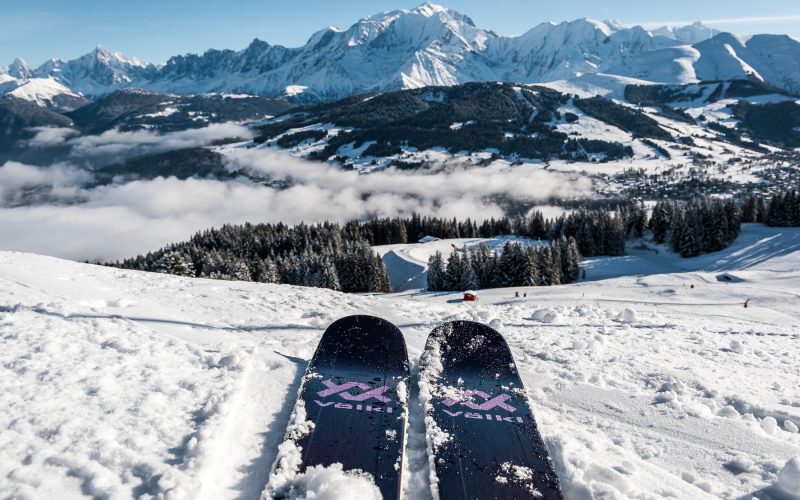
xmin=2 ymin=0 xmax=800 ymax=67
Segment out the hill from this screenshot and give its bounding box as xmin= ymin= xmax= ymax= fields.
xmin=1 ymin=228 xmax=799 ymax=498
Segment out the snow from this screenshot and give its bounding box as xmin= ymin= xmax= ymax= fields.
xmin=285 ymin=85 xmax=308 ymax=97
xmin=269 ymin=463 xmax=381 ymax=500
xmin=777 ymin=457 xmax=800 ymax=496
xmin=1 ymin=224 xmax=800 ymax=498
xmin=0 ymin=76 xmax=84 ymax=110
xmin=19 ymin=4 xmax=800 ymax=101
xmin=580 ymin=224 xmax=800 ymax=282
xmin=376 ymin=236 xmax=542 ymax=292
xmin=140 ymin=106 xmax=178 ymax=118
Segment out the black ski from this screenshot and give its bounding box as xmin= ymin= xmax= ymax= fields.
xmin=269 ymin=315 xmax=409 ymax=499
xmin=420 ymin=320 xmax=563 ymax=499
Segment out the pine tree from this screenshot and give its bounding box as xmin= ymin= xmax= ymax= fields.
xmin=427 ymin=251 xmax=446 ymax=291
xmin=158 ymin=251 xmax=195 ymax=277
xmin=649 ymin=200 xmax=673 ymax=243
xmin=678 ymin=209 xmax=702 ymax=258
xmin=497 ymin=242 xmax=516 ymax=287
xmin=370 ymin=253 xmax=390 ymax=293
xmin=444 ymin=251 xmax=466 ymax=291
xmin=538 ymin=245 xmax=558 ymax=286
xmin=563 ymin=237 xmax=581 ymax=283
xmin=742 ymin=194 xmax=759 ymax=223
xmin=459 ymin=252 xmax=478 ymax=290
xmin=522 ymin=246 xmax=540 ymax=286
xmin=319 ymin=257 xmax=342 ymax=291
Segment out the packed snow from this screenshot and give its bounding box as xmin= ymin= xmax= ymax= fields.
xmin=1 ymin=226 xmax=800 ymax=498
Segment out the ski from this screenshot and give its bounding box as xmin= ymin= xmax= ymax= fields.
xmin=420 ymin=320 xmax=563 ymax=499
xmin=268 ymin=315 xmax=410 ymax=499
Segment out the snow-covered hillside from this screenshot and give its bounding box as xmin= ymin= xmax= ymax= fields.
xmin=7 ymin=3 xmax=800 ymax=100
xmin=2 ymin=226 xmax=800 ymax=498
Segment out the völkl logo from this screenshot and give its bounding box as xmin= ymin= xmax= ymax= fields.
xmin=316 ymin=379 xmax=391 ymax=402
xmin=442 ymin=390 xmax=516 ymax=412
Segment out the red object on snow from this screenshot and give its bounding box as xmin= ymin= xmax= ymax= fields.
xmin=463 ymin=292 xmax=478 ymax=302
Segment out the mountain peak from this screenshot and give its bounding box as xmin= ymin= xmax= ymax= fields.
xmin=9 ymin=57 xmax=33 ymax=79
xmin=413 ymin=2 xmax=449 ymax=17
xmin=652 ymin=21 xmax=721 ymax=44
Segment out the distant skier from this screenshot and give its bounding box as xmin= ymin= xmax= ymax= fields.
xmin=744 ymin=299 xmax=751 ymax=308
xmin=515 ymin=291 xmax=520 ymax=298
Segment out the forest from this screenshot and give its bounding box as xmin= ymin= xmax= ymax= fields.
xmin=112 ymin=190 xmax=799 ymax=292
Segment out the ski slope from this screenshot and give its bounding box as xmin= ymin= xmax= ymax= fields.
xmin=376 ymin=236 xmax=541 ymax=292
xmin=1 ymin=226 xmax=800 ymax=499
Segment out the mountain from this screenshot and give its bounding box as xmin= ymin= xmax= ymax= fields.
xmin=615 ymin=33 xmax=800 ymax=91
xmin=15 ymin=3 xmax=800 ymax=102
xmin=252 ymin=78 xmax=797 ymax=156
xmin=483 ymin=19 xmax=679 ymax=83
xmin=145 ymin=2 xmax=497 ymax=98
xmin=35 ymin=46 xmax=158 ymax=96
xmin=652 ymin=22 xmax=721 ymax=44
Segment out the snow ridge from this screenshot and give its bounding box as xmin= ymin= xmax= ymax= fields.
xmin=9 ymin=3 xmax=800 ymax=100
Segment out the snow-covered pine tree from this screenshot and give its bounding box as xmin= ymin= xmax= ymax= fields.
xmin=522 ymin=246 xmax=540 ymax=286
xmin=497 ymin=241 xmax=516 ymax=287
xmin=469 ymin=244 xmax=494 ymax=289
xmin=427 ymin=251 xmax=446 ymax=291
xmin=157 ymin=251 xmax=195 ymax=277
xmin=742 ymin=194 xmax=760 ymax=223
xmin=255 ymin=259 xmax=279 ymax=283
xmin=649 ymin=200 xmax=673 ymax=243
xmin=563 ymin=236 xmax=581 ymax=283
xmin=370 ymin=252 xmax=390 ymax=293
xmin=444 ymin=250 xmax=465 ymax=291
xmin=319 ymin=257 xmax=342 ymax=291
xmin=678 ymin=209 xmax=702 ymax=258
xmin=538 ymin=245 xmax=558 ymax=286
xmin=459 ymin=252 xmax=478 ymax=291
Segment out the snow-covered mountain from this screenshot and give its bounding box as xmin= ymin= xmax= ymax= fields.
xmin=0 ymin=76 xmax=88 ymax=112
xmin=33 ymin=46 xmax=157 ymax=96
xmin=10 ymin=2 xmax=800 ymax=101
xmin=652 ymin=22 xmax=721 ymax=44
xmin=613 ymin=33 xmax=800 ymax=91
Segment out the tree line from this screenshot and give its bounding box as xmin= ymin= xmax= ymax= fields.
xmin=110 ymin=190 xmax=797 ymax=293
xmin=114 ymin=222 xmax=390 ymax=293
xmin=741 ymin=189 xmax=800 ymax=227
xmin=649 ymin=197 xmax=741 ymax=257
xmin=426 ymin=237 xmax=581 ymax=291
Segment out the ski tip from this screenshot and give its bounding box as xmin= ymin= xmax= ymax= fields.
xmin=313 ymin=315 xmax=409 ymax=372
xmin=328 ymin=314 xmax=400 ymax=330
xmin=425 ymin=320 xmax=517 ymax=374
xmin=429 ymin=320 xmax=506 ymax=343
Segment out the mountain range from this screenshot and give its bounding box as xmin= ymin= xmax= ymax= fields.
xmin=3 ymin=2 xmax=800 ymax=105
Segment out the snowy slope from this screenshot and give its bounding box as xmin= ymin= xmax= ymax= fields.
xmin=376 ymin=236 xmax=542 ymax=292
xmin=2 ymin=227 xmax=800 ymax=498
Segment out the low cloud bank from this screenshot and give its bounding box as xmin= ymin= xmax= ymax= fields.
xmin=66 ymin=123 xmax=255 ymax=163
xmin=0 ymin=147 xmax=592 ymax=261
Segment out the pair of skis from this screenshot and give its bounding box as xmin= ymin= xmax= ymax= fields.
xmin=267 ymin=315 xmax=563 ymax=499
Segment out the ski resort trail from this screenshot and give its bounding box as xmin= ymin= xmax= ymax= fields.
xmin=1 ymin=228 xmax=800 ymax=499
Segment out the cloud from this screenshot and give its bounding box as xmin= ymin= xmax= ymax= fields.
xmin=26 ymin=127 xmax=80 ymax=147
xmin=66 ymin=122 xmax=254 ymax=162
xmin=0 ymin=161 xmax=92 ymax=205
xmin=0 ymin=150 xmax=592 ymax=261
xmin=637 ymin=14 xmax=800 ymax=29
xmin=224 ymin=148 xmax=590 ymax=203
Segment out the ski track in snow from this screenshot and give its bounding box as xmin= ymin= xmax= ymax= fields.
xmin=1 ymin=226 xmax=800 ymax=499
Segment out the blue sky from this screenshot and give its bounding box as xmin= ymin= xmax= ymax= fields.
xmin=3 ymin=0 xmax=800 ymax=66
